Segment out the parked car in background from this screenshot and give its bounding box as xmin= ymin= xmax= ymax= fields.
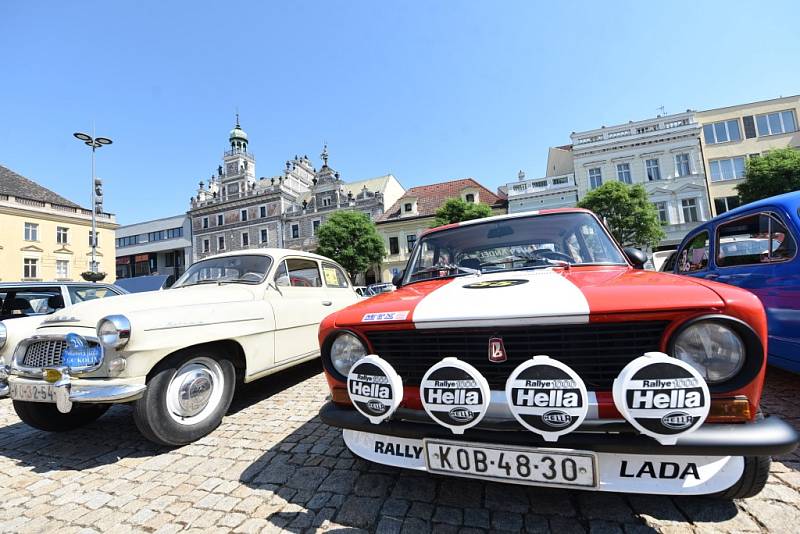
xmin=114 ymin=274 xmax=175 ymax=293
xmin=0 ymin=282 xmax=126 ymax=394
xmin=320 ymin=209 xmax=797 ymax=498
xmin=672 ymin=191 xmax=800 ymax=373
xmin=1 ymin=250 xmax=358 ymax=446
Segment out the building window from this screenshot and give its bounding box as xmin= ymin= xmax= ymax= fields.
xmin=742 ymin=115 xmax=757 ymax=139
xmin=260 ymin=205 xmax=267 ymax=218
xmin=703 ymin=119 xmax=741 ymax=144
xmin=404 ymin=203 xmax=413 ymax=212
xmin=312 ymin=220 xmax=321 ymax=235
xmin=291 ymin=224 xmax=299 ymax=239
xmin=240 ymin=209 xmax=248 ymax=222
xmin=681 ymin=198 xmax=699 ymax=223
xmin=654 ymin=202 xmax=668 ymax=224
xmin=241 ymin=232 xmax=249 ymax=247
xmin=389 ymin=237 xmax=400 ymax=255
xmin=217 ymin=214 xmax=224 ymax=226
xmin=465 ymin=193 xmax=475 ymax=203
xmin=203 ymin=239 xmax=210 ymax=253
xmin=406 ymin=234 xmax=417 ymax=253
xmin=756 ymin=110 xmax=796 ymax=136
xmin=88 ymin=231 xmax=98 ymax=247
xmin=23 ymin=258 xmax=38 ymax=279
xmin=709 ymin=156 xmax=746 ymax=182
xmin=674 ymin=153 xmax=691 ymax=177
xmin=645 ymin=159 xmax=661 ymax=181
xmin=24 ymin=222 xmax=38 ymax=241
xmin=56 ymin=259 xmax=69 ymax=278
xmin=202 ymin=217 xmax=209 ymax=229
xmin=260 ymin=229 xmax=268 ymax=244
xmin=588 ymin=168 xmax=602 ymax=189
xmin=322 ymin=196 xmax=332 ymax=207
xmin=616 ymin=163 xmax=632 ymax=184
xmin=167 ymin=227 xmax=182 ymax=239
xmin=218 ymin=236 xmax=225 ymax=250
xmin=55 ymin=226 xmax=69 ymax=244
xmin=714 ymin=196 xmax=741 ymax=215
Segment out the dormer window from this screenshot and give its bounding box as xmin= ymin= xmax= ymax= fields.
xmin=465 ymin=193 xmax=475 ymax=203
xmin=404 ymin=203 xmax=413 ymax=212
xmin=322 ymin=196 xmax=332 ymax=207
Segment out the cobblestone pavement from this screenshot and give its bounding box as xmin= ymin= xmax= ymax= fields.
xmin=1 ymin=363 xmax=799 ymax=534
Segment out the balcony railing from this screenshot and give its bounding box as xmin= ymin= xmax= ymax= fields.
xmin=574 ymin=117 xmax=696 ymax=146
xmin=508 ymin=174 xmax=576 ymax=197
xmin=224 ymin=149 xmax=255 ymax=160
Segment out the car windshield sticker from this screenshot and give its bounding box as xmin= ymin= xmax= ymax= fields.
xmin=505 ymin=356 xmax=588 ymax=442
xmin=463 ymin=279 xmax=529 ymax=289
xmin=347 ymin=355 xmax=403 ymax=424
xmin=613 ymin=352 xmax=710 ymax=445
xmin=362 ymin=311 xmax=409 ymax=322
xmin=419 ymin=357 xmax=490 ymax=434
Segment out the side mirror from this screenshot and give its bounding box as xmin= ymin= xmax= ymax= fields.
xmin=391 ymin=270 xmax=405 ymax=288
xmin=623 ymin=247 xmax=647 ymax=269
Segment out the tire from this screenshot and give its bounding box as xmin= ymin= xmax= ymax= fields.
xmin=133 ymin=351 xmax=235 ymax=446
xmin=13 ymin=401 xmax=109 ymax=432
xmin=715 ymin=456 xmax=771 ymax=499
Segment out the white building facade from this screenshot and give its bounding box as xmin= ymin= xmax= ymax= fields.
xmin=506 ymin=146 xmax=578 ymax=213
xmin=571 ymin=111 xmax=711 ymax=247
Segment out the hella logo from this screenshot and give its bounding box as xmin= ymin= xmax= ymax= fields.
xmin=661 ymin=411 xmax=693 ymax=430
xmin=367 ymin=400 xmax=387 ymax=413
xmin=449 ymin=407 xmax=474 ymax=423
xmin=542 ymin=410 xmax=572 ymax=428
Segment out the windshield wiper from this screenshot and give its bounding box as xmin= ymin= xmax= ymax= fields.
xmin=174 ymin=279 xmax=220 ymax=288
xmin=407 ymin=264 xmax=480 ymax=283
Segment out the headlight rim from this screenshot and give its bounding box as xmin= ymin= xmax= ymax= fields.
xmin=668 ymin=314 xmax=763 ymax=392
xmin=96 ymin=314 xmax=132 ymax=349
xmin=322 ymin=330 xmax=369 ymax=382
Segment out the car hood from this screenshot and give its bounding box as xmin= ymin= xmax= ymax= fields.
xmin=331 ymin=266 xmax=726 ymax=328
xmin=39 ymin=284 xmax=258 ymax=330
xmin=1 ymin=315 xmax=47 ymax=359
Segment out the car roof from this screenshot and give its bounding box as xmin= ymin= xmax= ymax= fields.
xmin=199 ymin=247 xmax=334 ymax=263
xmin=0 ymin=282 xmax=119 ymax=289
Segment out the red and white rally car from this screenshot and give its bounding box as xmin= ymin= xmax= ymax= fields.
xmin=319 ymin=209 xmax=799 ymax=497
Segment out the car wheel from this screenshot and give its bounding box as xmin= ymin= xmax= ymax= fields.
xmin=133 ymin=352 xmax=235 ymax=446
xmin=13 ymin=401 xmax=109 ymax=431
xmin=715 ymin=456 xmax=771 ymax=499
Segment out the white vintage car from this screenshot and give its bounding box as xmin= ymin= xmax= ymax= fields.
xmin=0 ymin=249 xmax=358 ymax=445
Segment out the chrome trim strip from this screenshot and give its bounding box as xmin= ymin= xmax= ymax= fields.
xmin=69 ymin=383 xmax=146 ymax=403
xmin=143 ymin=317 xmax=264 ymax=331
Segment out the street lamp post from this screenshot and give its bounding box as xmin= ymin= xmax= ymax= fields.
xmin=73 ymin=131 xmax=112 ymax=279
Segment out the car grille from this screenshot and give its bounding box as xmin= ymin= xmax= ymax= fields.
xmin=22 ymin=339 xmax=68 ymax=368
xmin=365 ymin=321 xmax=669 ymax=390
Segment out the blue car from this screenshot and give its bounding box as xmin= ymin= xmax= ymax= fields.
xmin=672 ymin=191 xmax=800 ymax=372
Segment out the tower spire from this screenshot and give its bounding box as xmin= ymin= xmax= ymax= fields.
xmin=321 ymin=143 xmax=329 ymax=167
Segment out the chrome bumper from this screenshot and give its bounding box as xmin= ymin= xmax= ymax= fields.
xmin=1 ymin=373 xmax=146 ymax=413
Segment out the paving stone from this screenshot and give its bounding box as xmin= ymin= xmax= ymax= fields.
xmin=335 ymin=495 xmax=383 ymax=528
xmin=376 ymin=516 xmax=404 ymax=534
xmin=491 ymin=510 xmax=524 ymax=531
xmin=355 ymin=473 xmax=395 ymax=497
xmin=318 ymin=469 xmax=359 ymax=493
xmin=433 ymin=506 xmax=462 ymax=526
xmin=382 ymin=497 xmax=411 ymax=518
xmin=589 ymin=519 xmax=625 ymax=534
xmin=463 ymin=508 xmax=490 ymax=529
xmin=391 ymin=475 xmax=437 ymax=501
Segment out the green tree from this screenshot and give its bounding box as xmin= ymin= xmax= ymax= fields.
xmin=577 ymin=181 xmax=665 ymax=248
xmin=736 ymin=148 xmax=800 ymax=204
xmin=433 ymin=197 xmax=493 ymax=227
xmin=316 ymin=211 xmax=386 ymax=282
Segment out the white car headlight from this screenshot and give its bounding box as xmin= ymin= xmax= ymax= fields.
xmin=330 ymin=332 xmax=367 ymax=376
xmin=97 ymin=315 xmax=131 ymax=349
xmin=673 ymin=321 xmax=746 ymax=383
xmin=0 ymin=321 xmax=6 ymax=350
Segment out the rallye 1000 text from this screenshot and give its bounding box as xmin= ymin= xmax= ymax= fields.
xmin=318 ymin=209 xmax=799 ymax=497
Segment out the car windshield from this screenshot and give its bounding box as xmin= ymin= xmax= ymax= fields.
xmin=173 ymin=255 xmax=272 ymax=287
xmin=405 ymin=212 xmax=627 ymax=284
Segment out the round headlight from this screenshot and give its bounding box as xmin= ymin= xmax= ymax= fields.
xmin=330 ymin=332 xmax=367 ymax=376
xmin=673 ymin=321 xmax=745 ymax=383
xmin=0 ymin=321 xmax=7 ymax=350
xmin=97 ymin=315 xmax=131 ymax=349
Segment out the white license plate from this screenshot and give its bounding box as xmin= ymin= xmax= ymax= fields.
xmin=9 ymin=382 xmax=57 ymax=403
xmin=424 ymin=439 xmax=597 ymax=488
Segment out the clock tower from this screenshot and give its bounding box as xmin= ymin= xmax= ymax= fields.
xmin=221 ymin=115 xmax=255 ymax=199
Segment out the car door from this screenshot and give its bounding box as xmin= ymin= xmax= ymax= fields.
xmin=675 ymin=229 xmax=712 ymax=280
xmin=711 ymin=209 xmax=799 ymax=364
xmin=269 ymin=257 xmax=332 ymax=364
xmin=321 ymin=261 xmax=359 ymax=310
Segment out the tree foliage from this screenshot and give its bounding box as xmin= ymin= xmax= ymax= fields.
xmin=315 ymin=211 xmax=386 ymax=281
xmin=433 ymin=198 xmax=493 ymax=227
xmin=577 ymin=181 xmax=665 ymax=248
xmin=736 ymin=148 xmax=800 ymax=204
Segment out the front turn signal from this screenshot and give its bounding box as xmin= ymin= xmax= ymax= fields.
xmin=708 ymin=397 xmax=752 ymax=422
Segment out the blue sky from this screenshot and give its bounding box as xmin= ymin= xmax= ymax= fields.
xmin=1 ymin=1 xmax=799 ymax=224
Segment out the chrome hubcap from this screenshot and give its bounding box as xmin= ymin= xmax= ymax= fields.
xmin=165 ymin=357 xmax=224 ymax=425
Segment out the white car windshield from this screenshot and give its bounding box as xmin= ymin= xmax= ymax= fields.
xmin=173 ymin=255 xmax=273 ymax=287
xmin=405 ymin=212 xmax=627 ymax=284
